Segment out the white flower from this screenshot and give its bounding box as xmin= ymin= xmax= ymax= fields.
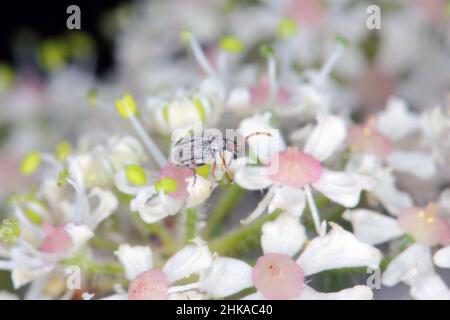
xmin=235 ymin=114 xmax=366 ymax=236
xmin=115 ymin=163 xmax=213 ymax=224
xmin=111 ymin=239 xmax=214 ymax=300
xmin=216 ymin=221 xmax=381 ymax=300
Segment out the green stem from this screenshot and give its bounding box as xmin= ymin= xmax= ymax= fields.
xmin=203 ymin=184 xmax=246 ymax=238
xmin=130 ymin=212 xmax=178 ymax=253
xmin=146 ymin=223 xmax=178 ymax=252
xmin=85 ymin=261 xmax=124 ymax=274
xmin=209 ymin=210 xmax=280 ymax=256
xmin=89 ymin=236 xmax=119 ymax=251
xmin=184 ymin=208 xmax=198 ymax=244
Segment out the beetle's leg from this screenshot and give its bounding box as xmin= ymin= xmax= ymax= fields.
xmin=191 ymin=168 xmax=197 ymax=186
xmin=209 ymin=160 xmax=217 ymax=190
xmin=211 ymin=160 xmax=217 ymax=181
xmin=220 ymin=151 xmax=233 ymax=183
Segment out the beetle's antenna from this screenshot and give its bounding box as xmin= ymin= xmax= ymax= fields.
xmin=245 ymin=131 xmax=273 ymax=143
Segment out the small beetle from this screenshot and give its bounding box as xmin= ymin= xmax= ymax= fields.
xmin=170 ymin=130 xmax=272 ymax=182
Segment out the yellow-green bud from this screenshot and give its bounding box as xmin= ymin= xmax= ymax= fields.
xmin=155 ymin=177 xmax=178 ymax=194
xmin=220 ymin=36 xmax=245 ymax=53
xmin=125 ymin=164 xmax=147 ymax=186
xmin=55 ymin=141 xmax=72 ymax=161
xmin=277 ymin=18 xmax=298 ymax=38
xmin=0 ymin=219 xmax=21 ymax=244
xmin=115 ymin=94 xmax=138 ymax=118
xmin=21 ymin=151 xmax=41 ymax=175
xmin=195 ymin=164 xmax=211 ymax=178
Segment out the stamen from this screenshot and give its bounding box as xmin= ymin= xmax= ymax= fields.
xmin=317 ymin=35 xmax=347 ymax=86
xmin=115 ymin=94 xmax=167 ymax=168
xmin=181 ymin=30 xmax=216 ymax=76
xmin=304 ymin=184 xmax=323 ymax=236
xmin=241 ymin=185 xmax=277 ymax=224
xmin=259 ymin=44 xmax=278 ymax=104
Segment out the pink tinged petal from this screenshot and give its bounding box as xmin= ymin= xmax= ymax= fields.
xmin=268 ymin=148 xmax=322 ymax=188
xmin=343 ymin=209 xmax=403 ymax=245
xmin=297 ymin=285 xmax=373 ymax=300
xmin=288 ymin=0 xmax=325 ymax=26
xmin=297 ymin=223 xmax=382 ymax=276
xmin=241 ymin=292 xmax=266 ymax=300
xmin=312 ymin=169 xmax=362 ymax=207
xmin=434 ymin=246 xmax=450 ymax=268
xmin=397 ymin=203 xmax=450 ymax=246
xmin=387 ymin=151 xmax=436 ymax=179
xmin=261 ymin=214 xmax=306 ymax=257
xmin=39 ymin=224 xmax=73 ymax=254
xmin=128 ymin=270 xmax=170 ymax=300
xmin=199 ymin=258 xmax=253 ymax=298
xmin=346 ymin=118 xmax=393 ymax=157
xmin=304 ymin=114 xmax=347 ymax=162
xmin=250 ymin=76 xmax=291 ymax=105
xmin=410 ymin=273 xmax=450 ymax=300
xmin=381 ymin=243 xmax=433 ymax=287
xmin=158 ymin=163 xmax=193 ymax=199
xmin=252 ymin=254 xmax=304 ymax=300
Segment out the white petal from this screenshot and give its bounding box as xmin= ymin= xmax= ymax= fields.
xmin=377 ymin=96 xmax=419 ymax=141
xmin=233 ymin=163 xmax=273 ymax=190
xmin=297 ymin=223 xmax=382 ymax=276
xmin=64 ymin=223 xmax=94 ymax=253
xmin=169 ymin=290 xmax=206 ymax=300
xmin=163 ymin=240 xmax=213 ymax=283
xmin=131 ymin=188 xmax=183 ymax=224
xmin=268 ymin=186 xmax=306 ymax=218
xmin=114 ymin=170 xmax=142 ymax=195
xmin=226 ymin=87 xmax=250 ymax=110
xmin=0 ymin=291 xmax=19 ymax=300
xmin=410 ymin=273 xmax=450 ymax=300
xmin=114 ymin=244 xmax=153 ymax=280
xmin=297 ymin=285 xmax=373 ymax=300
xmin=433 ymin=246 xmax=450 ymax=268
xmin=261 ymin=214 xmax=306 ymax=257
xmin=387 ymin=151 xmax=436 ymax=179
xmin=345 ymin=153 xmax=380 ymax=190
xmin=371 ymin=168 xmax=413 ymax=215
xmin=238 ymin=112 xmax=286 ymax=163
xmin=343 ymin=209 xmax=403 ymax=245
xmin=382 ymin=243 xmax=433 ymax=287
xmin=10 ymin=248 xmax=52 ymax=289
xmin=304 ymin=114 xmax=346 ymax=162
xmin=199 ymin=257 xmax=253 ymax=298
xmin=101 ymin=293 xmax=128 ymax=300
xmin=312 ymin=169 xmax=362 ymax=207
xmin=186 ymin=175 xmax=214 ymax=208
xmin=87 ymin=188 xmax=118 ymax=229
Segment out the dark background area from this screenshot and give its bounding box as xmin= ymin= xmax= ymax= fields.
xmin=0 ymin=0 xmax=132 ymax=75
